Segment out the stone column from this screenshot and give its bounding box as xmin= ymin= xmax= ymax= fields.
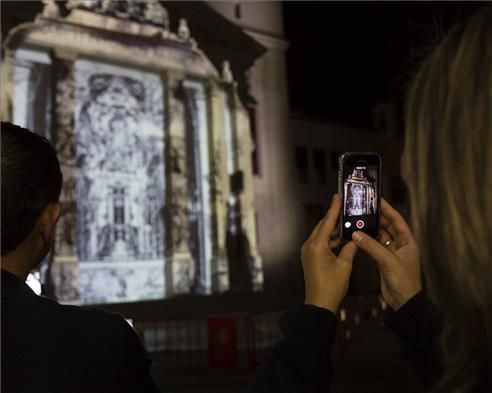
xmin=165 ymin=71 xmax=195 ymax=297
xmin=51 ymin=59 xmax=80 ymax=303
xmin=232 ymin=88 xmax=264 ymax=291
xmin=208 ymin=81 xmax=230 ymax=293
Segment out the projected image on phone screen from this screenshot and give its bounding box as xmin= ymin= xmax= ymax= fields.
xmin=343 ymin=166 xmax=378 ymax=217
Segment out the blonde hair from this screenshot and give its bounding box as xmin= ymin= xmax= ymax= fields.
xmin=403 ymin=6 xmax=492 ymax=392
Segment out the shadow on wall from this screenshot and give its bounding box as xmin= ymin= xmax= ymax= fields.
xmin=226 ymin=198 xmax=253 ymax=294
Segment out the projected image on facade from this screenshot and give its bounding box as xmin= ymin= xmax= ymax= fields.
xmin=75 ymin=60 xmax=166 ymax=303
xmin=3 ymin=0 xmax=264 ymax=305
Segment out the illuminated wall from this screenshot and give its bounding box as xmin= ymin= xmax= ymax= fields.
xmin=1 ymin=0 xmax=263 ymax=304
xmin=74 ymin=60 xmax=166 ymax=303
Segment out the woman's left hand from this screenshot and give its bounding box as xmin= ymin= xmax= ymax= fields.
xmin=302 ymin=194 xmax=358 ymax=313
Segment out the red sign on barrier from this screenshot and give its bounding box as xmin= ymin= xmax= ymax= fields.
xmin=208 ymin=317 xmax=238 ymax=368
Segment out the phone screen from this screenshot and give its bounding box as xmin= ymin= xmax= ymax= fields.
xmin=340 ymin=153 xmax=380 ymax=240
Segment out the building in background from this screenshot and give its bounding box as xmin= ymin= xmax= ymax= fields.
xmin=209 ymin=2 xmax=405 ymax=295
xmin=289 ymin=111 xmax=403 ymax=293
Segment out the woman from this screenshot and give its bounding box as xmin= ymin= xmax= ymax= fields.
xmin=247 ymin=6 xmax=491 ymax=393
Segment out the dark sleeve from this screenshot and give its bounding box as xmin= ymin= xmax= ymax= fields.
xmin=105 ymin=314 xmax=159 ymax=393
xmin=246 ymin=304 xmax=338 ymax=393
xmin=383 ymin=291 xmax=443 ymax=390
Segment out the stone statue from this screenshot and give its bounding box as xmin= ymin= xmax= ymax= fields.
xmin=178 ymin=18 xmax=190 ymax=40
xmin=222 ymin=60 xmax=233 ymax=83
xmin=41 ymin=0 xmax=60 ymax=18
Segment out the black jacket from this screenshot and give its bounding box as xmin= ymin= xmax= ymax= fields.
xmin=1 ymin=269 xmax=157 ymax=393
xmin=247 ymin=291 xmax=444 ymax=393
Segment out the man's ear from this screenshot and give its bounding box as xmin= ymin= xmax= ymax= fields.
xmin=38 ymin=202 xmax=63 ymax=243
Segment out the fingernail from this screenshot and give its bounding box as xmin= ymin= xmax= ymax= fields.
xmin=352 ymin=231 xmax=364 ymax=242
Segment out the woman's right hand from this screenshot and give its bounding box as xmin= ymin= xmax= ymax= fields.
xmin=351 ymin=198 xmax=422 ymax=311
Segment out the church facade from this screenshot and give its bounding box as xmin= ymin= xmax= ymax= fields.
xmin=1 ymin=0 xmax=264 ymax=304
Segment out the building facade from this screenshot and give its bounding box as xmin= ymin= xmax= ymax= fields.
xmin=1 ymin=0 xmax=264 ymax=304
xmin=207 ymin=2 xmax=300 ymax=294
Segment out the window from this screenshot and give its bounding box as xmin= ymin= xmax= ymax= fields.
xmin=313 ymin=148 xmax=327 ymax=184
xmin=295 ymin=146 xmax=309 ymax=183
xmin=234 ymin=2 xmax=241 ymax=19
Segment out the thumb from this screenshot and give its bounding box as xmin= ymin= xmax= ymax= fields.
xmin=352 ymin=231 xmax=394 ymax=271
xmin=339 ymin=241 xmax=357 ymax=264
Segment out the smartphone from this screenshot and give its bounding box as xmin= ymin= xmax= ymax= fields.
xmin=338 ymin=152 xmax=381 ymax=241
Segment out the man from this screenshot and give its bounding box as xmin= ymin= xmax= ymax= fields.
xmin=1 ymin=122 xmax=157 ymax=393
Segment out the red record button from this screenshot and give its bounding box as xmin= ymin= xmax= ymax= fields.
xmin=356 ymin=220 xmax=365 ymax=229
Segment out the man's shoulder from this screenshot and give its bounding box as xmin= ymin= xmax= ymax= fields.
xmin=12 ymin=293 xmax=136 ymax=344
xmin=78 ymin=305 xmax=136 ymax=341
xmin=46 ymin=298 xmax=134 ymax=339
xmin=57 ymin=301 xmax=125 ymax=324
xmin=2 ymin=292 xmax=155 ymax=392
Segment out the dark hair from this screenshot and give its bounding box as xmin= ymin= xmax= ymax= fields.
xmin=1 ymin=122 xmax=62 ymax=255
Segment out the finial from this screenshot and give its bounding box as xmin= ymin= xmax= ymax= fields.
xmin=41 ymin=0 xmax=60 ymax=18
xmin=178 ymin=18 xmax=191 ymax=40
xmin=222 ymin=60 xmax=234 ymax=83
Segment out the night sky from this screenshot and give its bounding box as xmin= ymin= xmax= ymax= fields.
xmin=283 ymin=2 xmax=483 ymax=128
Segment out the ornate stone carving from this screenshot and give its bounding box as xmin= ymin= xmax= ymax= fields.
xmin=211 ymin=149 xmax=224 ymax=204
xmin=211 ymin=150 xmax=230 ymax=292
xmin=144 ymin=0 xmax=169 ymax=29
xmin=167 ymin=89 xmax=190 ymax=255
xmin=170 ymin=180 xmax=189 ymax=252
xmin=65 ymin=0 xmax=170 ymax=29
xmin=54 ymin=61 xmax=77 ymax=258
xmin=9 ymin=20 xmax=216 ymax=79
xmin=175 ymin=261 xmax=194 ymax=294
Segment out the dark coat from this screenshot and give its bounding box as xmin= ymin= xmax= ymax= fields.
xmin=247 ymin=291 xmax=490 ymax=392
xmin=1 ymin=269 xmax=157 ymax=393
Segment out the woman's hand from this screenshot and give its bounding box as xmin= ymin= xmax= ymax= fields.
xmin=352 ymin=198 xmax=422 ymax=311
xmin=302 ymin=194 xmax=358 ymax=313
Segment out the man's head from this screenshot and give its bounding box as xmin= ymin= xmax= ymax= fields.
xmin=1 ymin=122 xmax=63 ymax=277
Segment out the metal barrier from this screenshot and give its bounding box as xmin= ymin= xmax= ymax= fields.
xmin=133 ymin=295 xmax=387 ymax=371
